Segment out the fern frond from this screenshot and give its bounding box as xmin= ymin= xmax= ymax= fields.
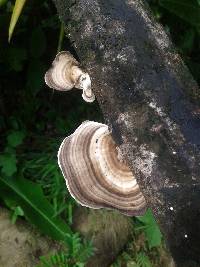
xmin=136 ymin=252 xmax=152 ymax=267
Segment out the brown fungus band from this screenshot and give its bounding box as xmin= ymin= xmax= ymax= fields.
xmin=45 ymin=51 xmax=95 ymax=103
xmin=58 ymin=121 xmax=147 ymax=216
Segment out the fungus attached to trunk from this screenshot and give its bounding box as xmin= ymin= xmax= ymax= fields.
xmin=45 ymin=51 xmax=95 ymax=102
xmin=58 ymin=121 xmax=147 ymax=216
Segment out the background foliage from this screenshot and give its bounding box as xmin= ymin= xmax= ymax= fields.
xmin=0 ymin=0 xmax=199 ymax=266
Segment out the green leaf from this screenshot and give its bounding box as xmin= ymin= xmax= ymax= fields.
xmin=0 ymin=153 xmax=17 ymax=176
xmin=0 ymin=0 xmax=7 ymax=7
xmin=0 ymin=176 xmax=73 ymax=244
xmin=29 ymin=27 xmax=46 ymax=58
xmin=8 ymin=0 xmax=27 ymax=42
xmin=7 ymin=130 xmax=25 ymax=147
xmin=10 ymin=206 xmax=24 ymax=224
xmin=6 ymin=47 xmax=27 ymax=72
xmin=159 ymin=0 xmax=200 ymax=27
xmin=187 ymin=61 xmax=200 ymax=84
xmin=26 ymin=59 xmax=46 ymax=95
xmin=136 ymin=209 xmax=162 ymax=248
xmin=179 ymin=29 xmax=195 ymax=53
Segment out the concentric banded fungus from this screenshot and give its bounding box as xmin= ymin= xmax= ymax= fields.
xmin=58 ymin=121 xmax=147 ymax=216
xmin=45 ymin=51 xmax=95 ymax=102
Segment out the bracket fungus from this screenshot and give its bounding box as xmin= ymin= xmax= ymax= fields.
xmin=58 ymin=121 xmax=147 ymax=216
xmin=45 ymin=51 xmax=95 ymax=102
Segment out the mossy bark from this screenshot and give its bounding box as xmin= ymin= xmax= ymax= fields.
xmin=52 ymin=1 xmax=200 ymax=266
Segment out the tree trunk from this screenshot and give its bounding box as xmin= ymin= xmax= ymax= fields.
xmin=52 ymin=1 xmax=200 ymax=266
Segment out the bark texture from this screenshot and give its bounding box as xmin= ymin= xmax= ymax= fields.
xmin=52 ymin=0 xmax=200 ymax=266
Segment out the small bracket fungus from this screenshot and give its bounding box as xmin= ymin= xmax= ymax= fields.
xmin=45 ymin=51 xmax=95 ymax=103
xmin=58 ymin=121 xmax=147 ymax=216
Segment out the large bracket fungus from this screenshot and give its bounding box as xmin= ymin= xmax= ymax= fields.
xmin=58 ymin=121 xmax=147 ymax=216
xmin=45 ymin=51 xmax=95 ymax=103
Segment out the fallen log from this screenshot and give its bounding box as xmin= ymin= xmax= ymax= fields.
xmin=52 ymin=1 xmax=200 ymax=266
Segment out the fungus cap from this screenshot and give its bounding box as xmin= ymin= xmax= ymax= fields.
xmin=58 ymin=121 xmax=147 ymax=216
xmin=45 ymin=51 xmax=95 ymax=102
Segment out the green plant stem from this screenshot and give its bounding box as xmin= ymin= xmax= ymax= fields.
xmin=57 ymin=23 xmax=65 ymax=53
